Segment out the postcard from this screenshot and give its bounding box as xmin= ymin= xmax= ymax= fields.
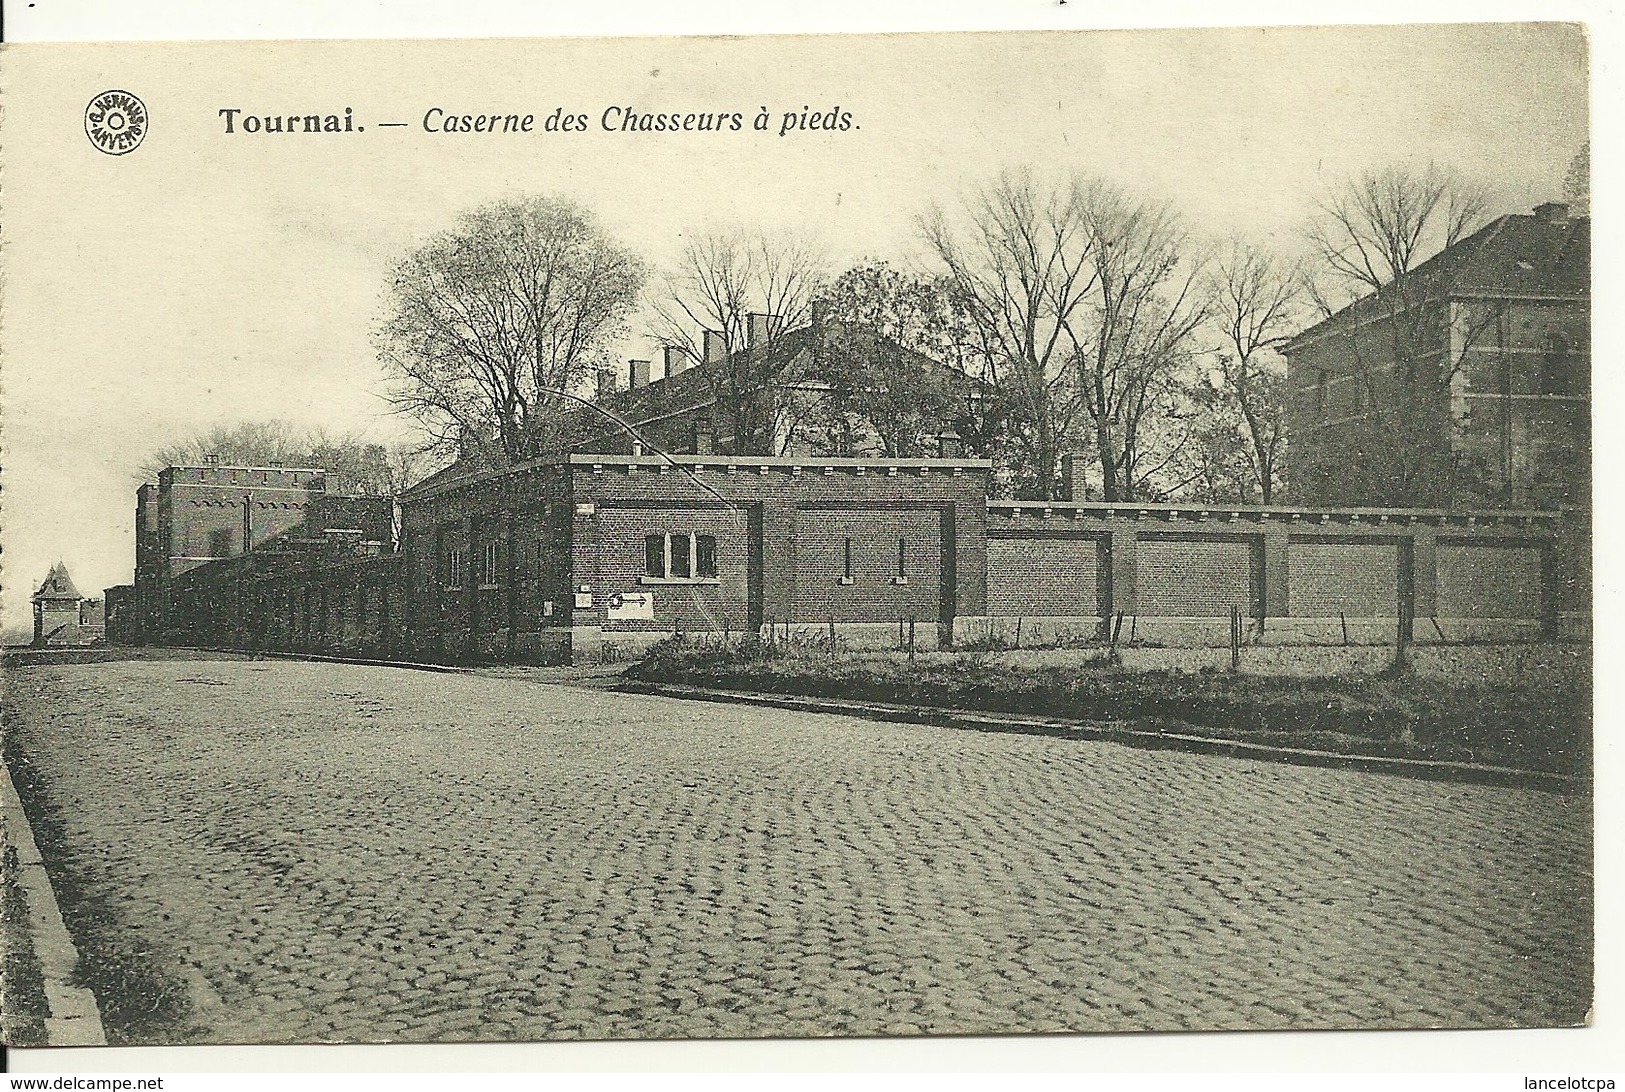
xmin=0 ymin=24 xmax=1591 ymax=1047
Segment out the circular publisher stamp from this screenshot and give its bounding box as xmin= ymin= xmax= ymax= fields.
xmin=84 ymin=90 xmax=148 ymax=155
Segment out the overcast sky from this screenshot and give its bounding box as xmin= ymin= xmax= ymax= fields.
xmin=0 ymin=23 xmax=1587 ymax=632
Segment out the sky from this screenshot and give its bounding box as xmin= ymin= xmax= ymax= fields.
xmin=0 ymin=22 xmax=1589 ymax=633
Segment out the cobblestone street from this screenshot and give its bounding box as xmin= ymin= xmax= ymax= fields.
xmin=5 ymin=658 xmax=1592 ymax=1044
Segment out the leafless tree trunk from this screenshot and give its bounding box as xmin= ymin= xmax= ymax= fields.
xmin=1073 ymin=184 xmax=1209 ymax=502
xmin=920 ymin=170 xmax=1100 ymax=499
xmin=652 ymin=229 xmax=825 ymax=456
xmin=1209 ymin=240 xmax=1301 ymax=504
xmin=1303 ymin=163 xmax=1493 ymax=505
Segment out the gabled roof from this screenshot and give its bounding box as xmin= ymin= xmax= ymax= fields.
xmin=581 ymin=325 xmax=824 ymax=442
xmin=33 ymin=562 xmax=83 ymax=602
xmin=573 ymin=322 xmax=980 ymax=451
xmin=1287 ymin=208 xmax=1590 ymax=350
xmin=398 ymin=322 xmax=985 ymax=496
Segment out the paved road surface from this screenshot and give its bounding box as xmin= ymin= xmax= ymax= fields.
xmin=5 ymin=659 xmax=1591 ymax=1044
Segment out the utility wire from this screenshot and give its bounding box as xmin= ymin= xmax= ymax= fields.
xmin=532 ymin=385 xmax=742 ymax=511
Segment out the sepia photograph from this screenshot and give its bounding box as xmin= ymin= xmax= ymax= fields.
xmin=0 ymin=18 xmax=1595 ymax=1057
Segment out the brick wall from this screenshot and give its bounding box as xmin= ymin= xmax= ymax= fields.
xmin=1135 ymin=536 xmax=1257 ymax=617
xmin=157 ymin=465 xmax=328 ymax=580
xmin=794 ymin=508 xmax=945 ymax=625
xmin=397 ymin=463 xmax=574 ymax=660
xmin=1288 ymin=539 xmax=1400 ymax=617
xmin=1437 ymin=542 xmax=1544 ymax=618
xmin=137 ymin=459 xmax=1574 ymax=663
xmin=570 ymin=456 xmax=990 ymax=632
xmin=985 ymin=535 xmax=1101 ymax=617
xmin=978 ymin=503 xmax=1560 ymax=643
xmin=593 ymin=507 xmax=752 ymax=632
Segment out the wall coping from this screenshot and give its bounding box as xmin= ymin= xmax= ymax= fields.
xmin=567 ymin=454 xmax=992 ymax=471
xmin=986 ymin=500 xmax=1559 ymax=527
xmin=404 ymin=453 xmax=992 ymax=502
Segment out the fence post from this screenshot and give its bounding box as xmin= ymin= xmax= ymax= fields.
xmin=1230 ymin=605 xmax=1241 ymax=671
xmin=1395 ymin=595 xmax=1411 ymax=673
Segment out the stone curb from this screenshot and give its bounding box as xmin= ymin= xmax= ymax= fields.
xmin=191 ymin=647 xmax=472 ymax=674
xmin=618 ymin=681 xmax=1584 ymax=794
xmin=0 ymin=753 xmax=108 ymax=1046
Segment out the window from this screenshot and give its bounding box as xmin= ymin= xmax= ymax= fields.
xmin=893 ymin=537 xmax=910 ymax=585
xmin=446 ymin=547 xmax=465 ymax=588
xmin=837 ymin=537 xmax=854 ymax=585
xmin=671 ymin=533 xmax=691 ymax=579
xmin=480 ymin=541 xmax=500 ymax=586
xmin=1538 ymin=331 xmax=1584 ymax=396
xmin=695 ymin=534 xmax=717 ymax=579
xmin=644 ymin=532 xmax=719 ymax=582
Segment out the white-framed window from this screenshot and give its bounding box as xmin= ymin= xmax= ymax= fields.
xmin=643 ymin=532 xmax=719 ymax=583
xmin=480 ymin=540 xmax=500 ymax=587
xmin=446 ymin=547 xmax=465 ymax=589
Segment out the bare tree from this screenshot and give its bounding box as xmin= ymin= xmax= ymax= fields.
xmin=377 ymin=195 xmax=647 ymax=463
xmin=1208 ymin=240 xmax=1302 ymax=503
xmin=1564 ymin=142 xmax=1589 ymax=217
xmin=1072 ymin=184 xmax=1210 ymax=502
xmin=652 ymin=229 xmax=825 ymax=455
xmin=920 ymin=170 xmax=1099 ymax=499
xmin=1302 ymin=163 xmax=1493 ymax=504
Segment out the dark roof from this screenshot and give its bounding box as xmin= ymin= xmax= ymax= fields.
xmin=400 ymin=322 xmax=983 ymax=496
xmin=1288 ymin=209 xmax=1590 ymax=349
xmin=573 ymin=322 xmax=979 ymax=451
xmin=578 ymin=325 xmax=824 ymax=445
xmin=33 ymin=562 xmax=83 ymax=601
xmin=399 ymin=458 xmax=477 ymax=498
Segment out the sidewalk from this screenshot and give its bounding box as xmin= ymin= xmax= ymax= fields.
xmin=0 ymin=753 xmax=106 ymax=1046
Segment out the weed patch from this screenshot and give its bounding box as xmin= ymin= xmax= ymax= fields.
xmin=628 ymin=638 xmax=1590 ymax=776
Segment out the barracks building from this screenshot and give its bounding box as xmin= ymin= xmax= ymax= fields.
xmin=105 ymin=304 xmax=1588 ymax=662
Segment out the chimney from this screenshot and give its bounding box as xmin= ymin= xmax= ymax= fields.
xmin=693 ymin=416 xmax=715 ymax=456
xmin=203 ymin=453 xmax=219 ymax=466
xmin=1534 ymin=201 xmax=1571 ymax=224
xmin=747 ymin=312 xmax=772 ymax=349
xmin=935 ymin=429 xmax=965 ymax=460
xmin=663 ymin=345 xmax=688 ymax=378
xmin=1060 ymin=452 xmax=1089 ymax=501
xmin=596 ymin=367 xmax=617 ymax=399
xmin=628 ymin=359 xmax=651 ymax=390
xmin=456 ymin=425 xmax=481 ymax=461
xmin=702 ymin=329 xmax=728 ymax=365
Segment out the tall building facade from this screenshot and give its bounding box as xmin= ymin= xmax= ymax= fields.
xmin=109 ymin=459 xmax=393 ymax=643
xmin=1283 ymin=202 xmax=1589 ymax=510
